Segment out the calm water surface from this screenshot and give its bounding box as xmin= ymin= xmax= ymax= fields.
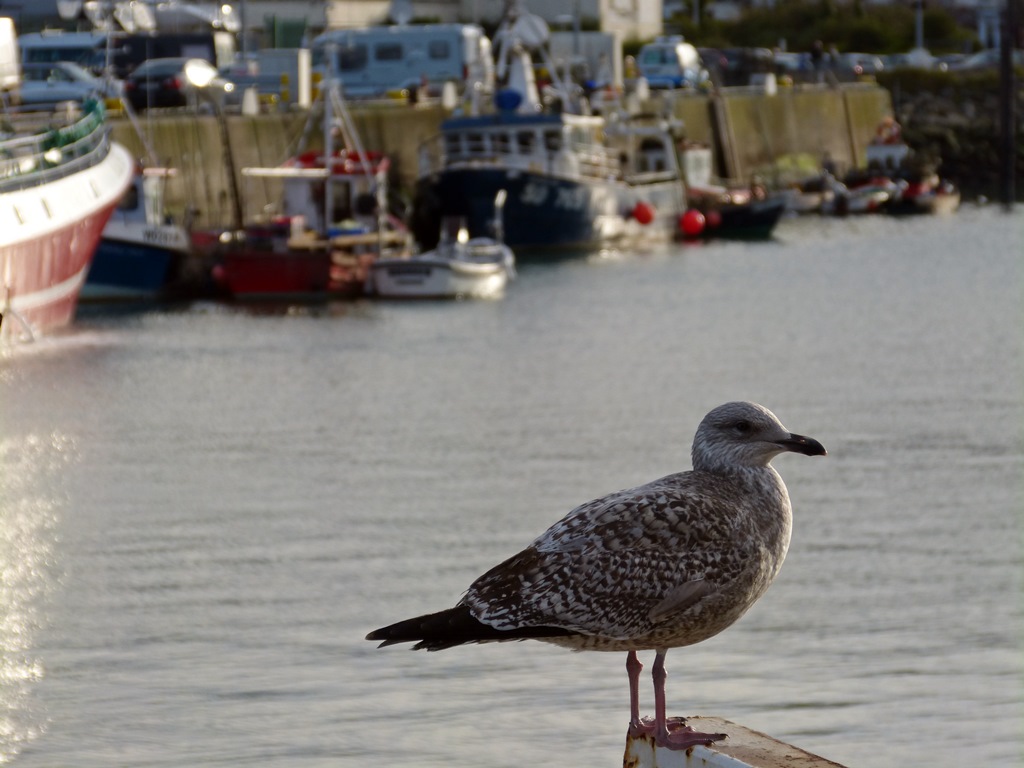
xmin=1 ymin=206 xmax=1021 ymax=767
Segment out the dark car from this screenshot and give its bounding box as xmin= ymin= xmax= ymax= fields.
xmin=947 ymin=48 xmax=1024 ymax=72
xmin=123 ymin=57 xmax=233 ymax=111
xmin=698 ymin=47 xmax=773 ymax=87
xmin=697 ymin=47 xmax=728 ymax=84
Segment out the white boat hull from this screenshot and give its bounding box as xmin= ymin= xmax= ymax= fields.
xmin=370 ymin=242 xmax=515 ymax=299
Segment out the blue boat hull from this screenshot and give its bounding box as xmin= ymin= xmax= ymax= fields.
xmin=83 ymin=238 xmax=182 ymax=301
xmin=414 ymin=168 xmax=617 ymax=251
xmin=413 ymin=168 xmax=680 ymax=253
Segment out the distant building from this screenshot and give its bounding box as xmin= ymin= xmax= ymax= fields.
xmin=0 ymin=0 xmax=665 ymax=42
xmin=325 ymin=0 xmax=664 ymax=40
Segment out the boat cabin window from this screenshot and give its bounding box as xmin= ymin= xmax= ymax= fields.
xmin=466 ymin=132 xmax=486 ymax=155
xmin=444 ymin=133 xmax=462 ymax=158
xmin=338 ymin=44 xmax=368 ymax=72
xmin=568 ymin=126 xmax=592 ymax=147
xmin=375 ymin=43 xmax=403 ymax=62
xmin=493 ymin=132 xmax=510 ymax=155
xmin=517 ymin=131 xmax=535 ymax=154
xmin=428 ymin=40 xmax=451 ymax=60
xmin=638 ymin=138 xmax=669 ymax=172
xmin=117 ymin=183 xmax=140 ymax=211
xmin=544 ymin=130 xmax=562 ymax=152
xmin=331 ymin=185 xmax=352 ymax=223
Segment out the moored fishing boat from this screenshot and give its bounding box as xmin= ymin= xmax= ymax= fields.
xmin=84 ymin=166 xmax=192 ymax=302
xmin=679 ymin=144 xmax=787 ymax=239
xmin=410 ymin=3 xmax=687 ymax=254
xmin=0 ymin=99 xmax=134 ymax=341
xmin=212 ymin=84 xmax=411 ymax=301
xmin=369 ymin=196 xmax=516 ymax=300
xmin=369 ymin=232 xmax=516 ymax=300
xmin=861 ymin=138 xmax=960 ymax=216
xmin=413 ymin=108 xmax=687 ymax=253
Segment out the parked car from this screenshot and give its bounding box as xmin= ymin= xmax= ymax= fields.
xmin=18 ymin=61 xmax=121 ymax=106
xmin=935 ymin=53 xmax=968 ymax=70
xmin=884 ymin=48 xmax=938 ymax=70
xmin=123 ymin=56 xmax=233 ymax=111
xmin=217 ymin=61 xmax=284 ymax=104
xmin=773 ymin=51 xmax=813 ymax=81
xmin=835 ymin=52 xmax=885 ymax=80
xmin=636 ymin=36 xmax=708 ymax=89
xmin=698 ymin=46 xmax=773 ymax=86
xmin=947 ymin=48 xmax=1024 ymax=72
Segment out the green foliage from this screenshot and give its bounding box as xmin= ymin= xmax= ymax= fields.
xmin=664 ymin=0 xmax=979 ymax=54
xmin=877 ymin=66 xmax=1009 ymax=97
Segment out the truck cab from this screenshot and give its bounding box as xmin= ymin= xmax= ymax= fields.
xmin=636 ymin=36 xmax=707 ymax=89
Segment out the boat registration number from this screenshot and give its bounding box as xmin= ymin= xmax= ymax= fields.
xmin=520 ymin=182 xmax=586 ymax=211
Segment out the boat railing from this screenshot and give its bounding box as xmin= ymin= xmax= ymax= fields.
xmin=0 ymin=100 xmax=111 ymax=194
xmin=419 ymin=132 xmax=624 ymax=182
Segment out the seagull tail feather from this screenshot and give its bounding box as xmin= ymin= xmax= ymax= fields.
xmin=366 ymin=604 xmax=576 ymax=651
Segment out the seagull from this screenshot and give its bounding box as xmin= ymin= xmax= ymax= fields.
xmin=366 ymin=401 xmax=826 ymax=750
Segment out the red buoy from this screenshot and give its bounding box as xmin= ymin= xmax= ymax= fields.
xmin=704 ymin=209 xmax=722 ymax=229
xmin=679 ymin=209 xmax=706 ymax=238
xmin=632 ymin=201 xmax=655 ymax=225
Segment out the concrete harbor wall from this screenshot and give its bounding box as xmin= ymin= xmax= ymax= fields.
xmin=109 ymin=85 xmax=893 ymax=231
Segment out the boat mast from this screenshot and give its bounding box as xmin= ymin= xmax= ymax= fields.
xmin=493 ymin=0 xmax=582 ymax=114
xmin=321 ymin=43 xmax=377 ymax=236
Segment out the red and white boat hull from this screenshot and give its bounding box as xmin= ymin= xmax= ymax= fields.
xmin=1 ymin=142 xmax=134 ymax=338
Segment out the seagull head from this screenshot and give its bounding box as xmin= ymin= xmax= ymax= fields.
xmin=691 ymin=401 xmax=827 ymax=473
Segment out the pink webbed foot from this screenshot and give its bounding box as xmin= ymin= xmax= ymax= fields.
xmin=656 ymin=717 xmax=726 ymax=749
xmin=628 ymin=716 xmax=656 ymax=738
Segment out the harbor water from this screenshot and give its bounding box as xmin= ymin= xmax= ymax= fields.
xmin=1 ymin=205 xmax=1021 ymax=767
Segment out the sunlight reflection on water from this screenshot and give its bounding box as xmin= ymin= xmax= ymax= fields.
xmin=1 ymin=206 xmax=1021 ymax=768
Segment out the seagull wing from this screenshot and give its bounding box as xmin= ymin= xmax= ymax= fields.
xmin=464 ymin=472 xmax=756 ymax=639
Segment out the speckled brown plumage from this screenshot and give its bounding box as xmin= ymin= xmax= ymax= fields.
xmin=367 ymin=401 xmax=826 ymax=749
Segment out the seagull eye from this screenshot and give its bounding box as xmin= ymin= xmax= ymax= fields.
xmin=733 ymin=420 xmax=752 ymax=435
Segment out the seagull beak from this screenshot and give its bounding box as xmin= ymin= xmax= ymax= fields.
xmin=776 ymin=432 xmax=827 ymax=457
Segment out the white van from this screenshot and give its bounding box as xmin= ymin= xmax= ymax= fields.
xmin=636 ymin=36 xmax=707 ymax=89
xmin=312 ymin=24 xmax=493 ymax=99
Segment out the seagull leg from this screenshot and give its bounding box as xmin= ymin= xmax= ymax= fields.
xmin=626 ymin=651 xmax=652 ymax=736
xmin=651 ymin=649 xmax=727 ymax=750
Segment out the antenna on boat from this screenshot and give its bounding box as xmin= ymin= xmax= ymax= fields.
xmin=493 ymin=0 xmax=584 ymax=114
xmin=492 ymin=189 xmax=507 ymax=245
xmin=328 ymin=86 xmax=373 ymax=181
xmin=318 ymin=42 xmax=373 ymax=181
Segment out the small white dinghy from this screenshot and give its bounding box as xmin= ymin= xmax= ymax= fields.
xmin=369 ymin=192 xmax=515 ymax=300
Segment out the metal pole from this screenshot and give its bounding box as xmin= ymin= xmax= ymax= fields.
xmin=240 ymin=0 xmax=248 ymax=59
xmin=999 ymin=0 xmax=1017 ymax=208
xmin=914 ymin=0 xmax=924 ymax=50
xmin=217 ymin=106 xmax=244 ymax=232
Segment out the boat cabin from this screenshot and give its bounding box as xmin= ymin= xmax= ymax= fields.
xmin=421 ymin=109 xmax=683 ymax=188
xmin=242 ymin=149 xmax=387 ymax=236
xmin=109 ymin=167 xmax=177 ymax=228
xmin=423 ymin=112 xmax=623 ymax=180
